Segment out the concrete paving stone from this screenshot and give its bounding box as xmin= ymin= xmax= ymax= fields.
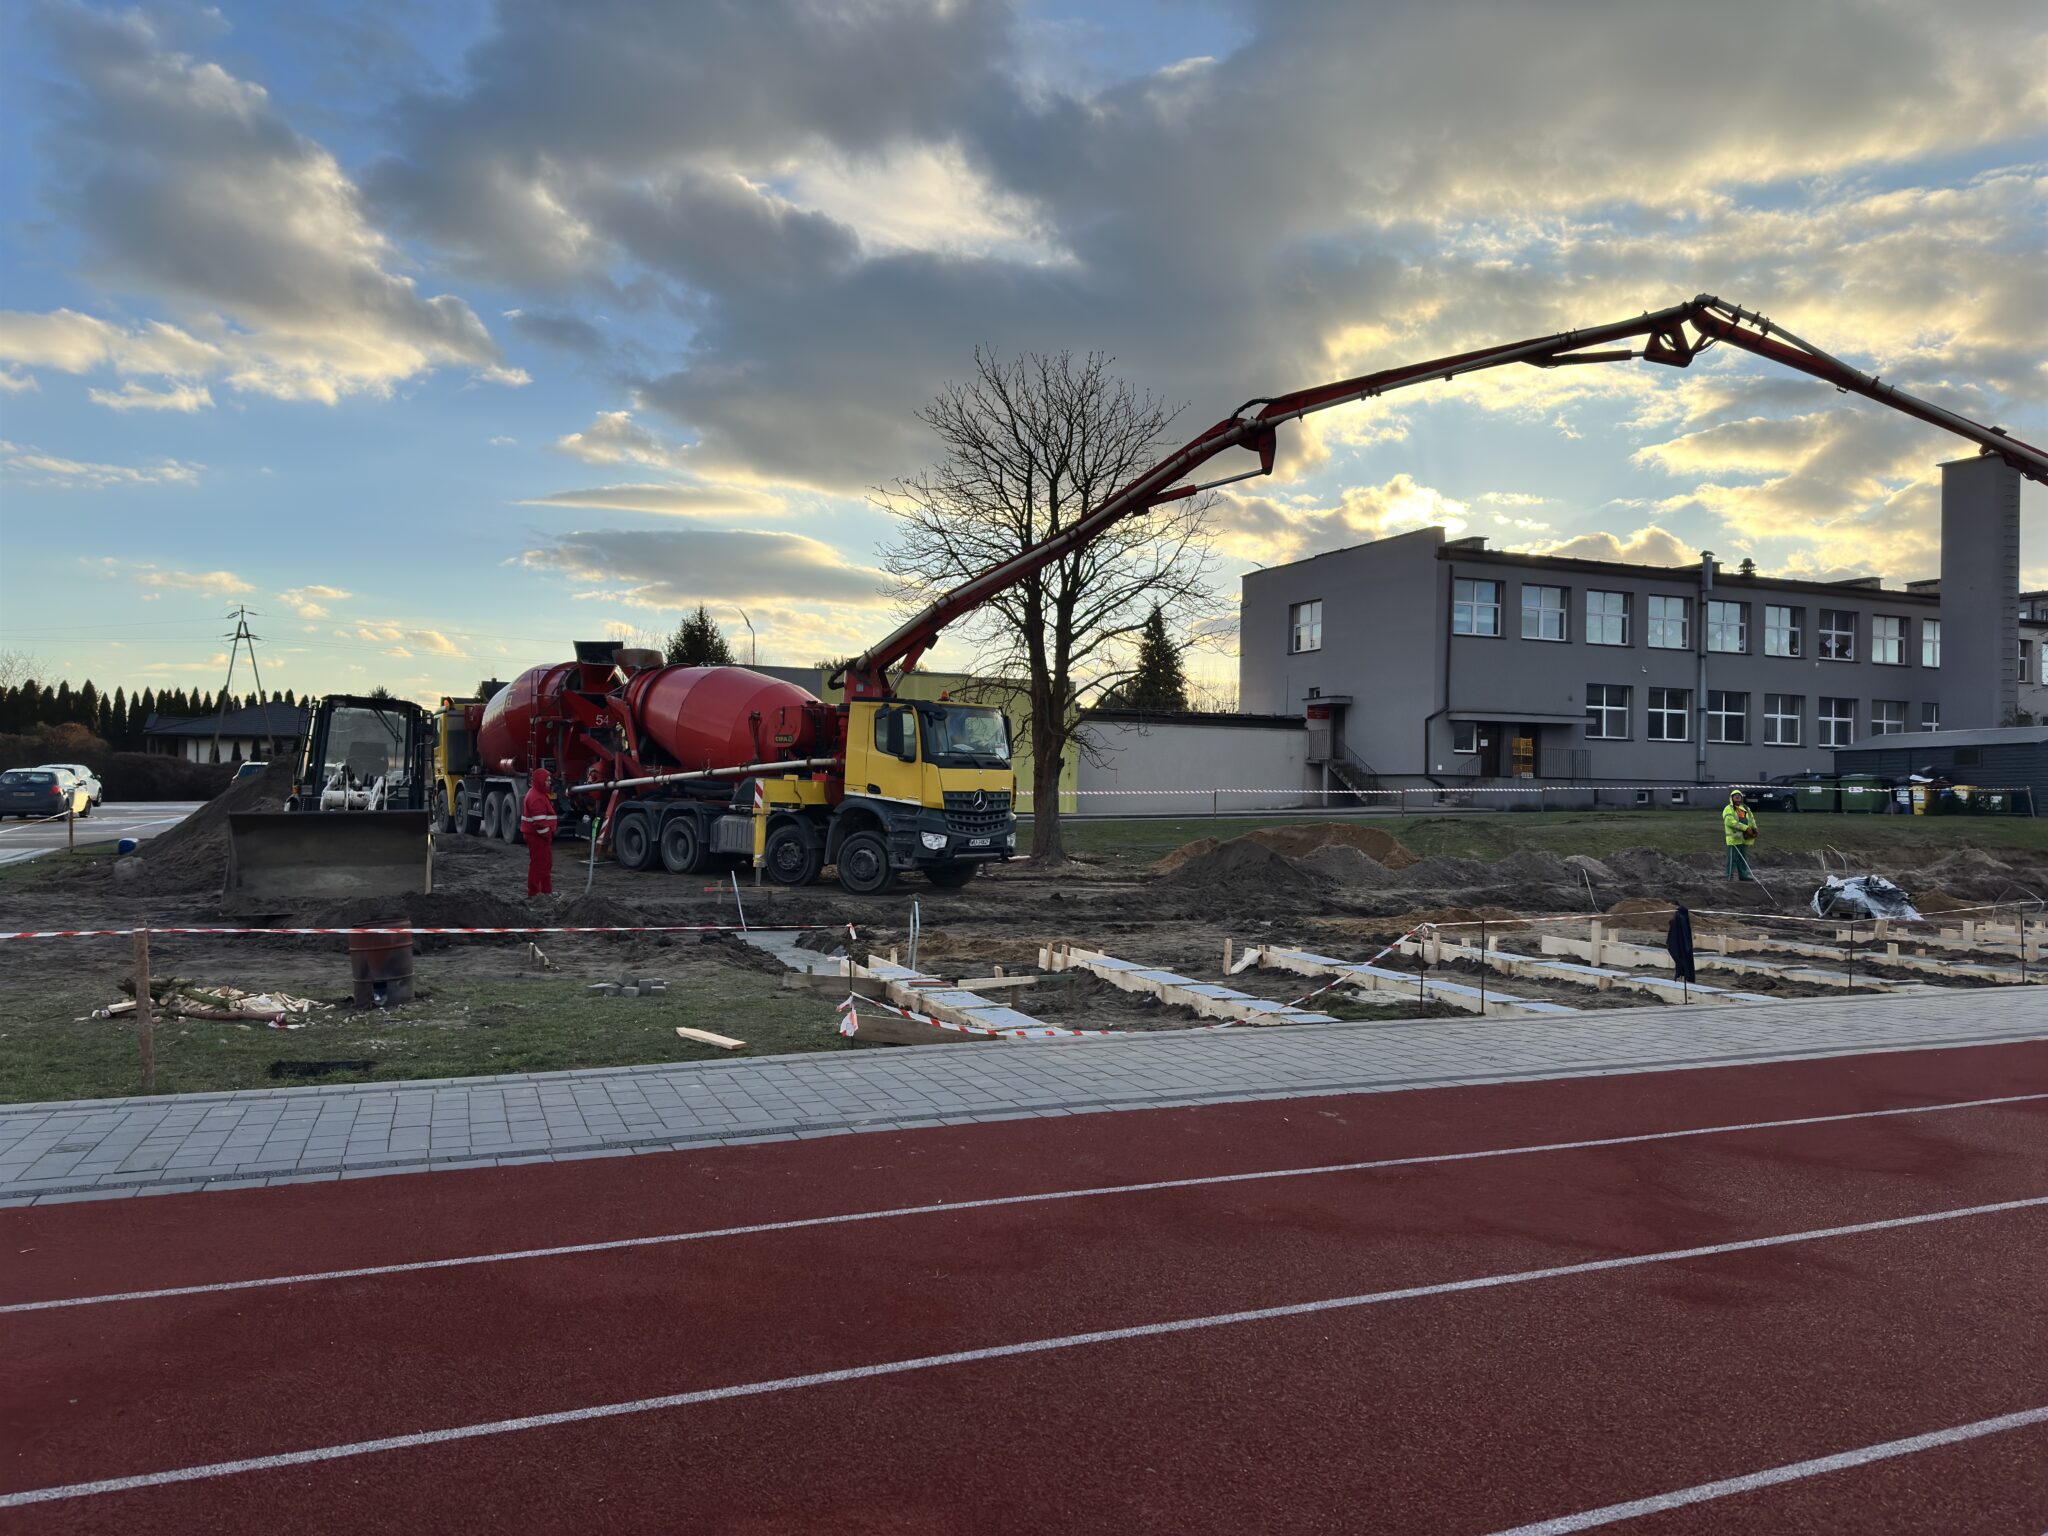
xmin=38 ymin=1187 xmax=138 ymax=1204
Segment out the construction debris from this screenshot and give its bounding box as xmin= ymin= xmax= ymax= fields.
xmin=96 ymin=979 xmax=328 ymax=1026
xmin=1811 ymin=875 xmax=1923 ymax=923
xmin=674 ymin=1026 xmax=745 ymax=1050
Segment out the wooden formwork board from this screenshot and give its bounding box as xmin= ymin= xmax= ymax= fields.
xmin=1040 ymin=943 xmax=1343 ymax=1024
xmin=1242 ymin=945 xmax=1575 ymax=1018
xmin=1392 ymin=937 xmax=1775 ymax=1007
xmin=1535 ymin=934 xmax=1935 ymax=992
xmin=1589 ymin=917 xmax=2033 ymax=985
xmin=840 ymin=956 xmax=1058 ymax=1044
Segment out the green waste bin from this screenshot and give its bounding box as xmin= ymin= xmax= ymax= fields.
xmin=1796 ymin=779 xmax=1838 ymax=812
xmin=1837 ymin=775 xmax=1889 ymax=814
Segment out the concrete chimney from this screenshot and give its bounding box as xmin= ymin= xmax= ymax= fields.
xmin=1936 ymin=455 xmax=2022 ymax=729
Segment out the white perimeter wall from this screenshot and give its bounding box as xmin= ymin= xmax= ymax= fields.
xmin=1073 ymin=719 xmax=1311 ymax=816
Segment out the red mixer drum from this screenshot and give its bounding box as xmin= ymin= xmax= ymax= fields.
xmin=620 ymin=666 xmax=826 ymax=772
xmin=476 ymin=662 xmax=577 ymax=775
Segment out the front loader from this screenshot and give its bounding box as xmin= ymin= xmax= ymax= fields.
xmin=222 ymin=694 xmax=436 ymax=914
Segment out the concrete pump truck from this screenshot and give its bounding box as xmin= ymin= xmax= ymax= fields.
xmin=330 ymin=294 xmax=2048 ymax=903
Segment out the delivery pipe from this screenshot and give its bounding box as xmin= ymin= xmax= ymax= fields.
xmin=566 ymin=757 xmax=839 ymax=795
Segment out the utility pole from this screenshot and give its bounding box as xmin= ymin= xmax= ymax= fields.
xmin=209 ymin=606 xmax=273 ymax=766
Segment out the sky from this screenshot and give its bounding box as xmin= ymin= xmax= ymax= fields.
xmin=0 ymin=0 xmax=2043 ymax=707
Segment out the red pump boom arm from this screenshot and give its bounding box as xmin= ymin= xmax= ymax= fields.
xmin=842 ymin=294 xmax=2046 ymax=700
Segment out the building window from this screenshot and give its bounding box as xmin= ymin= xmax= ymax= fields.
xmin=2021 ymin=639 xmax=2033 ymax=683
xmin=1647 ymin=595 xmax=1689 ymax=650
xmin=1706 ymin=600 xmax=1747 ymax=653
xmin=1451 ymin=721 xmax=1479 ymax=754
xmin=1585 ymin=684 xmax=1630 ymax=740
xmin=1872 ymin=615 xmax=1905 ymax=665
xmin=1452 ymin=578 xmax=1502 ymax=637
xmin=2040 ymin=642 xmax=2048 ymax=685
xmin=1706 ymin=690 xmax=1748 ymax=744
xmin=1647 ymin=687 xmax=1690 ymax=742
xmin=1921 ymin=701 xmax=1940 ymax=731
xmin=1288 ymin=599 xmax=1322 ymax=653
xmin=1521 ymin=584 xmax=1568 ymax=641
xmin=1764 ymin=605 xmax=1802 ymax=658
xmin=1922 ymin=619 xmax=1941 ymax=668
xmin=1819 ymin=696 xmax=1857 ymax=747
xmin=1764 ymin=694 xmax=1803 ymax=746
xmin=1819 ymin=609 xmax=1857 ymax=661
xmin=1872 ymin=700 xmax=1906 ymax=735
xmin=1585 ymin=589 xmax=1629 ymax=646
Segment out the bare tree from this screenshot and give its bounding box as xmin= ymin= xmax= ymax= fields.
xmin=0 ymin=650 xmax=41 ymax=691
xmin=880 ymin=349 xmax=1218 ymax=861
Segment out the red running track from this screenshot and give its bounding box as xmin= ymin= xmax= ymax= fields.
xmin=4 ymin=1040 xmax=2047 ymax=1533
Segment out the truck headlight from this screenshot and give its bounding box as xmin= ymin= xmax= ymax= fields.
xmin=919 ymin=831 xmax=948 ymax=851
xmin=1004 ymin=832 xmax=1016 ymax=849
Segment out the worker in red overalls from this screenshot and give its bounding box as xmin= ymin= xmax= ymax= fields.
xmin=521 ymin=768 xmax=558 ymax=898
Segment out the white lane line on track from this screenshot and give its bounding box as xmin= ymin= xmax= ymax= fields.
xmin=10 ymin=1090 xmax=2045 ymax=1315
xmin=1483 ymin=1404 xmax=2048 ymax=1534
xmin=3 ymin=1193 xmax=2043 ymax=1509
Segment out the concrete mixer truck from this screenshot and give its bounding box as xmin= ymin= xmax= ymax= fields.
xmin=434 ymin=643 xmax=1015 ymax=893
xmin=418 ymin=292 xmax=2045 ymax=903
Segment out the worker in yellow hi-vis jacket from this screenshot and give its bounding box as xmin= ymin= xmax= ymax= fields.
xmin=1723 ymin=789 xmax=1758 ymax=880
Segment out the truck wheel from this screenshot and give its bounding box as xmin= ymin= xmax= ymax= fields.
xmin=925 ymin=863 xmax=978 ymax=889
xmin=498 ymin=791 xmax=523 ymax=845
xmin=764 ymin=825 xmax=822 ymax=886
xmin=479 ymin=791 xmax=503 ymax=840
xmin=660 ymin=817 xmax=704 ymax=875
xmin=457 ymin=785 xmax=484 ymax=836
xmin=614 ymin=813 xmax=657 ymax=871
xmin=432 ymin=786 xmax=456 ymax=835
xmin=835 ymin=830 xmax=892 ymax=895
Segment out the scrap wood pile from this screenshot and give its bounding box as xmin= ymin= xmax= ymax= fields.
xmin=92 ymin=978 xmax=330 ymax=1025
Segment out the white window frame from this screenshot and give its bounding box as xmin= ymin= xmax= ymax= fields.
xmin=1819 ymin=696 xmax=1857 ymax=747
xmin=1819 ymin=609 xmax=1857 ymax=662
xmin=1647 ymin=595 xmax=1689 ymax=650
xmin=1647 ymin=687 xmax=1690 ymax=742
xmin=1705 ymin=600 xmax=1747 ymax=654
xmin=1920 ymin=701 xmax=1940 ymax=731
xmin=1452 ymin=579 xmax=1503 ymax=637
xmin=2040 ymin=641 xmax=2048 ymax=686
xmin=1764 ymin=694 xmax=1803 ymax=746
xmin=1871 ymin=700 xmax=1906 ymax=735
xmin=1921 ymin=618 xmax=1941 ymax=669
xmin=1585 ymin=589 xmax=1630 ymax=646
xmin=1521 ymin=583 xmax=1568 ymax=641
xmin=1288 ymin=599 xmax=1323 ymax=654
xmin=1871 ymin=614 xmax=1905 ymax=666
xmin=1705 ymin=690 xmax=1748 ymax=744
xmin=1451 ymin=721 xmax=1480 ymax=755
xmin=1584 ymin=684 xmax=1630 ymax=740
xmin=1764 ymin=604 xmax=1802 ymax=658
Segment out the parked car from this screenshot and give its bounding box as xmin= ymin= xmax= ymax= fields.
xmin=35 ymin=762 xmax=103 ymax=808
xmin=233 ymin=760 xmax=269 ymax=781
xmin=1747 ymin=772 xmax=1830 ymax=812
xmin=0 ymin=769 xmax=86 ymax=818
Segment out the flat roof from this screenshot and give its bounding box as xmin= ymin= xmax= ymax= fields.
xmin=1442 ymin=545 xmax=1938 ymax=603
xmin=1836 ymin=726 xmax=2048 ymax=752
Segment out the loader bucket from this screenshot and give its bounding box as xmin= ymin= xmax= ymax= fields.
xmin=223 ymin=811 xmax=433 ymax=915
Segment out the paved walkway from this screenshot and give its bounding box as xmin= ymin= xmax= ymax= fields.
xmin=4 ymin=988 xmax=2045 ymax=1206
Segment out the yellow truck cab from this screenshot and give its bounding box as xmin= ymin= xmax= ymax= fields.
xmin=751 ymin=697 xmax=1015 ymax=892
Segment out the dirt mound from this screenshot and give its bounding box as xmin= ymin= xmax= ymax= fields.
xmin=1393 ymin=904 xmax=1529 ymax=934
xmin=1491 ymin=850 xmax=1584 ymax=888
xmin=1242 ymin=822 xmax=1420 ymax=868
xmin=1906 ymin=888 xmax=1973 ymax=914
xmin=298 ymin=890 xmax=536 ymax=932
xmin=1389 ymin=854 xmax=1496 ymax=889
xmin=1603 ymin=846 xmax=1712 ymax=891
xmin=1297 ymin=843 xmax=1402 ymax=888
xmin=110 ymin=761 xmax=295 ymax=896
xmin=1152 ymin=837 xmax=1219 ymax=873
xmin=1606 ymin=896 xmax=1679 ymax=919
xmin=1565 ymin=853 xmax=1617 ymax=882
xmin=1161 ymin=837 xmax=1322 ymax=893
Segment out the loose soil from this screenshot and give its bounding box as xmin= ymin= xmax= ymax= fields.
xmin=9 ymin=802 xmax=2048 ymax=1100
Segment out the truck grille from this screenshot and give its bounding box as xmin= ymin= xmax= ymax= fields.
xmin=943 ymin=789 xmax=1012 ymax=836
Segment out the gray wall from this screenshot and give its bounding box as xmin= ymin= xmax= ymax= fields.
xmin=1939 ymin=456 xmax=2022 ymax=729
xmin=1240 ymin=527 xmax=1445 ymax=775
xmin=1074 ymin=716 xmax=1311 ymax=816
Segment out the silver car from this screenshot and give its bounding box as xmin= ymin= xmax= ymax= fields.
xmin=35 ymin=763 xmax=103 ymax=811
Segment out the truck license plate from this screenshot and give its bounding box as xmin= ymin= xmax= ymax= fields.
xmin=968 ymin=837 xmax=990 ymax=847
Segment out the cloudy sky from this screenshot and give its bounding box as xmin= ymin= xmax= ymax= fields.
xmin=1 ymin=0 xmax=2043 ymax=703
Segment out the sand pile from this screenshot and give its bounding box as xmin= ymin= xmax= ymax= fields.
xmin=1152 ymin=837 xmax=1220 ymax=873
xmin=1161 ymin=837 xmax=1323 ymax=893
xmin=1243 ymin=823 xmax=1420 ymax=868
xmin=114 ymin=761 xmax=295 ymax=895
xmin=1297 ymin=844 xmax=1402 ymax=888
xmin=1605 ymin=895 xmax=1679 ymax=919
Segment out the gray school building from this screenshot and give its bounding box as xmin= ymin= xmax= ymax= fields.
xmin=1235 ymin=456 xmax=2031 ymax=798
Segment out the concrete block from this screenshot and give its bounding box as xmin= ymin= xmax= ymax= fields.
xmin=587 ymin=983 xmax=620 ymax=996
xmin=617 ymin=986 xmax=640 ymax=999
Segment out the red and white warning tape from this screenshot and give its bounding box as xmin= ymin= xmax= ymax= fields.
xmin=0 ymin=923 xmax=786 ymax=941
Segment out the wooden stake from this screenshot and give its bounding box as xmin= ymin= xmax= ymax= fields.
xmin=1223 ymin=938 xmax=1234 ymax=973
xmin=1589 ymin=920 xmax=1604 ymax=967
xmin=134 ymin=927 xmax=155 ymax=1094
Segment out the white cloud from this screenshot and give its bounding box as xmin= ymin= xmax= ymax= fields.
xmin=553 ymin=410 xmax=692 ymax=471
xmin=141 ymin=568 xmax=254 ymax=596
xmin=2 ymin=440 xmax=200 ymax=488
xmin=1213 ymin=474 xmax=1470 ymax=564
xmin=1 ymin=9 xmax=513 ymax=406
xmin=0 ymin=367 xmax=36 ymax=393
xmin=522 ymin=483 xmax=788 ymax=518
xmin=280 ymin=584 xmax=351 ymax=618
xmin=520 ymin=526 xmax=889 ymax=609
xmin=88 ymin=380 xmax=215 ymax=412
